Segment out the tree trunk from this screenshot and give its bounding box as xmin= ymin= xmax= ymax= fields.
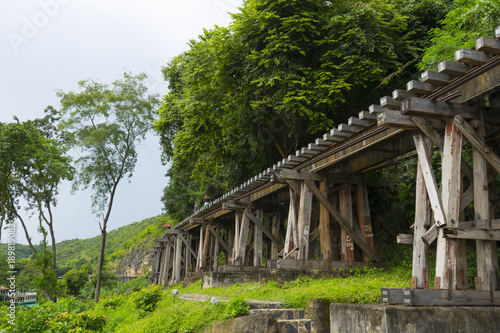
xmin=94 ymin=228 xmax=107 ymax=303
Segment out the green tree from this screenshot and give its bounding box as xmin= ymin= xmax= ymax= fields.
xmin=62 ymin=265 xmax=90 ymax=297
xmin=56 ymin=72 xmax=160 ymax=302
xmin=155 ymin=0 xmax=443 ymax=220
xmin=419 ymin=0 xmax=500 ymax=70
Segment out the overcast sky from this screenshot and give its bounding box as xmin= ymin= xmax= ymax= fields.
xmin=0 ymin=0 xmax=243 ymax=245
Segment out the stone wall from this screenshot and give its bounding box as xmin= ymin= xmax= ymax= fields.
xmin=331 ymin=303 xmax=500 ymax=333
xmin=202 ymin=272 xmax=260 ymax=289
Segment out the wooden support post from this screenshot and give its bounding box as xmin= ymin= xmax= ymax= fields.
xmin=227 ymin=225 xmax=234 ymax=265
xmin=162 ymin=240 xmax=173 ymax=284
xmin=232 ymin=213 xmax=240 ymax=265
xmin=237 ymin=208 xmax=251 ymax=264
xmin=436 ymin=121 xmax=465 ymax=290
xmin=319 ymin=182 xmax=332 ymax=260
xmin=271 ymin=211 xmax=280 ymax=259
xmin=297 ymin=182 xmax=313 ymax=260
xmin=412 ymin=134 xmax=431 ymax=288
xmin=340 ymin=183 xmax=354 ymax=263
xmin=305 ymin=180 xmax=377 ymax=261
xmin=196 ymin=227 xmax=204 ymax=271
xmin=184 ymin=234 xmax=191 ymax=278
xmin=212 ymin=226 xmax=220 ymax=271
xmin=253 ymin=210 xmax=263 ymax=266
xmin=202 ymin=224 xmax=211 ymax=271
xmin=284 ymin=187 xmax=298 ymax=258
xmin=474 ymin=147 xmax=499 ymax=291
xmin=355 ymin=184 xmax=376 ymax=262
xmin=174 ymin=234 xmax=182 ymax=283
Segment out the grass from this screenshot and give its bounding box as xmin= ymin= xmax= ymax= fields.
xmin=0 ymin=266 xmax=411 ymax=332
xmin=176 ymin=266 xmax=410 ymax=308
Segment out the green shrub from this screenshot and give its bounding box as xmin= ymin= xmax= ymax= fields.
xmin=223 ymin=297 xmax=249 ymax=318
xmin=46 ymin=311 xmax=107 ymax=332
xmin=133 ymin=284 xmax=163 ymax=317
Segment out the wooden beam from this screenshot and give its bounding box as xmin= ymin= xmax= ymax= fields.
xmin=444 ymin=228 xmax=500 ymax=241
xmin=475 ymin=36 xmax=500 ymax=56
xmin=304 ymin=179 xmax=377 ymax=261
xmin=407 ymin=80 xmax=437 ymax=94
xmin=438 ymin=60 xmax=471 ymax=77
xmin=179 ymin=234 xmax=197 ymax=258
xmin=284 ymin=187 xmax=298 ymax=258
xmin=253 ymin=210 xmax=263 ymax=266
xmin=414 ymin=134 xmax=446 ymax=227
xmin=280 ymin=169 xmax=325 ymax=182
xmin=455 ymin=48 xmax=492 ymax=66
xmin=377 ymin=110 xmax=419 ymax=129
xmin=245 ymin=210 xmax=282 ymax=248
xmin=285 ymin=179 xmax=302 ymax=196
xmin=422 ymin=223 xmax=438 ymax=245
xmin=454 ymin=115 xmax=500 ymax=175
xmin=208 ymin=225 xmax=231 ymax=253
xmin=402 ymin=97 xmax=500 ymax=123
xmin=435 ymin=120 xmax=465 ymax=291
xmin=397 ymin=234 xmax=414 ymax=244
xmin=297 ymin=182 xmax=313 ymax=259
xmin=319 ymin=182 xmax=332 ymax=261
xmin=412 ymin=133 xmax=431 ymax=288
xmin=412 ymin=117 xmax=474 ymax=182
xmin=237 ymin=209 xmax=250 ymax=263
xmin=421 ymin=70 xmax=454 ymax=85
xmin=355 ymin=184 xmax=375 ymax=262
xmin=473 ymin=145 xmax=499 ymax=291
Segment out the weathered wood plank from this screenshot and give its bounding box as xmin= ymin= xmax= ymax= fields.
xmin=280 ymin=169 xmax=325 ymax=182
xmin=340 ymin=183 xmax=354 ymax=263
xmin=245 ymin=209 xmax=282 ymax=248
xmin=297 ymin=182 xmax=313 ymax=259
xmin=413 ymin=134 xmax=446 ymax=227
xmin=475 ymin=36 xmax=500 ymax=55
xmin=412 ymin=134 xmax=431 ymax=288
xmin=407 ymin=80 xmax=437 ymax=94
xmin=359 ymin=110 xmax=377 ymax=121
xmin=435 ymin=121 xmax=464 ymax=290
xmin=412 ymin=117 xmax=474 ymax=182
xmin=382 ymin=288 xmax=500 ymax=306
xmin=422 ymin=223 xmax=438 ymax=245
xmin=208 ymin=225 xmax=231 ymax=254
xmin=348 ymin=116 xmax=372 ymax=128
xmin=473 ymin=148 xmax=499 ymax=291
xmin=402 ymin=97 xmax=500 ymax=123
xmin=253 ymin=210 xmax=263 ymax=266
xmin=355 ymin=184 xmax=375 ymax=262
xmin=380 ymin=96 xmax=401 ymax=110
xmin=377 ymin=110 xmax=417 ymax=129
xmin=454 ymin=115 xmax=500 ymax=175
xmin=319 ymin=182 xmax=332 ymax=261
xmin=271 ymin=211 xmax=280 ymax=259
xmin=173 ymin=235 xmax=183 ymax=283
xmin=330 ymin=128 xmax=351 ymax=138
xmin=237 ymin=209 xmax=251 ymax=263
xmin=455 ymin=48 xmax=492 ymax=66
xmin=444 ymin=228 xmax=500 ymax=241
xmin=392 ymin=89 xmax=417 ymax=101
xmin=305 ymin=180 xmax=377 ymax=261
xmin=284 ymin=187 xmax=298 ymax=258
xmin=438 ymin=60 xmax=471 ymax=76
xmin=421 ymin=70 xmax=454 ymax=85
xmin=397 ymin=234 xmax=414 ymax=244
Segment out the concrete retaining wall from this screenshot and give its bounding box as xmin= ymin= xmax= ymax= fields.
xmin=202 ymin=272 xmax=259 ymax=289
xmin=331 ymin=303 xmax=500 ymax=333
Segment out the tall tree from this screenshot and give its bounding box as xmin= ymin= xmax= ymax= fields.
xmin=156 ymin=0 xmax=443 ymax=220
xmin=57 ymin=72 xmax=159 ymax=302
xmin=0 ymin=116 xmax=72 ymax=301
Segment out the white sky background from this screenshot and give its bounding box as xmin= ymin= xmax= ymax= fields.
xmin=0 ymin=0 xmax=243 ymax=245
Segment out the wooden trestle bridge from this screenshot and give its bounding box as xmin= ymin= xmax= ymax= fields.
xmin=150 ymin=26 xmax=500 ymax=305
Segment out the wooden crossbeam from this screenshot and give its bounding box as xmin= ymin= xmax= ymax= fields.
xmin=179 ymin=234 xmax=197 ymax=258
xmin=397 ymin=234 xmax=414 ymax=244
xmin=208 ymin=225 xmax=231 ymax=254
xmin=414 ymin=135 xmax=446 ymax=227
xmin=304 ymin=179 xmax=377 ymax=261
xmin=443 ymin=228 xmax=500 ymax=241
xmin=454 ymin=115 xmax=500 ymax=175
xmin=402 ymin=97 xmax=500 ymax=123
xmin=280 ymin=169 xmax=325 ymax=182
xmin=475 ymin=36 xmax=500 ymax=56
xmin=412 ymin=117 xmax=474 ymax=182
xmin=378 ymin=110 xmax=419 ymax=129
xmin=244 ymin=210 xmax=283 ymax=248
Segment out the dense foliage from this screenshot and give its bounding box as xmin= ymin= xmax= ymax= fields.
xmin=155 ymin=0 xmax=451 ymax=220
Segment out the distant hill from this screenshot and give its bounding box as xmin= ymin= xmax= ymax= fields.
xmin=0 ymin=214 xmax=172 ymax=276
